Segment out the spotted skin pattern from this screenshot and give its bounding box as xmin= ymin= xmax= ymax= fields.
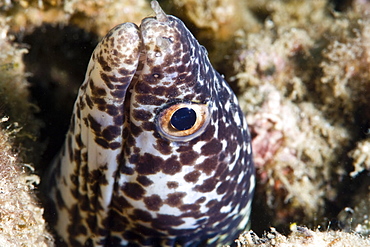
xmin=47 ymin=1 xmax=255 ymax=246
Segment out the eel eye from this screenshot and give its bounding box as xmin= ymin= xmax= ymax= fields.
xmin=156 ymin=102 xmax=211 ymax=142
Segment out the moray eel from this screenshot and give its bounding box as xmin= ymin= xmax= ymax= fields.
xmin=47 ymin=1 xmax=255 ymax=246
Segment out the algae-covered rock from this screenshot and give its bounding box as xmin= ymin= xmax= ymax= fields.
xmin=0 ymin=123 xmax=52 ymax=246
xmin=0 ymin=18 xmax=50 ymax=246
xmin=229 ymin=225 xmax=370 ymax=247
xmin=230 ymin=0 xmax=370 ymax=233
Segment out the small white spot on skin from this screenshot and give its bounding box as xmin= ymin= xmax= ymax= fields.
xmin=247 ymin=142 xmax=252 ymax=155
xmin=220 ymin=204 xmax=232 ymax=213
xmin=237 ymin=172 xmax=245 ymax=184
xmin=234 ymin=111 xmax=241 ymax=126
xmin=192 ymin=140 xmax=206 ymax=153
xmin=221 ymin=139 xmax=228 ymax=150
xmin=224 ymin=100 xmax=231 ymax=112
xmin=249 ymin=174 xmax=256 ymax=194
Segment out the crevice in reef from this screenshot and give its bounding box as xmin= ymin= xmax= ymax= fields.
xmin=18 ymin=24 xmax=98 ymax=172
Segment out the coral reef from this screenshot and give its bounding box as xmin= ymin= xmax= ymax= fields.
xmin=349 ymin=139 xmax=370 ymax=177
xmin=230 ymin=0 xmax=370 ymax=232
xmin=229 ymin=225 xmax=370 ymax=247
xmin=0 ymin=123 xmax=52 ymax=246
xmin=1 ymin=0 xmax=150 ymax=35
xmin=0 ymin=19 xmax=50 ymax=246
xmin=0 ymin=18 xmax=41 ymax=163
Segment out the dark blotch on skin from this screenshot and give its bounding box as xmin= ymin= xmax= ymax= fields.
xmin=67 ymin=204 xmax=87 ymax=236
xmin=129 ymin=153 xmax=139 ymax=164
xmin=179 ymin=204 xmax=200 ymax=212
xmin=162 ymin=156 xmax=182 ymax=175
xmin=107 ymin=210 xmax=128 ymax=232
xmin=167 ymin=181 xmax=179 ymax=189
xmin=127 ymin=135 xmax=136 ymax=148
xmin=102 ymin=125 xmax=121 ymax=141
xmin=214 ymin=162 xmax=228 ymax=178
xmin=176 ymin=145 xmax=193 ymax=152
xmin=182 ymin=53 xmax=190 ymax=64
xmin=132 ymin=109 xmax=152 ymax=121
xmin=206 ymin=199 xmax=218 ymax=208
xmin=118 ymin=68 xmax=130 ymax=76
xmin=111 ymin=89 xmax=126 ymax=98
xmin=123 ymin=230 xmax=145 ymax=243
xmin=73 ymin=148 xmax=81 ymax=166
xmin=179 ymin=151 xmax=199 ymax=165
xmin=122 ymin=182 xmax=145 ymax=200
xmin=135 ymin=153 xmax=163 ymax=175
xmin=89 ymin=80 xmax=107 ymax=97
xmin=113 ymin=114 xmax=124 ymax=125
xmin=195 ymin=196 xmax=206 ymax=204
xmin=144 ymin=194 xmax=163 ymax=211
xmin=109 ymin=142 xmax=121 ymax=149
xmin=226 ymin=138 xmax=238 ymax=154
xmin=165 ymin=86 xmax=181 ymax=97
xmin=130 ymin=225 xmax=166 ymax=241
xmin=200 ymin=124 xmax=215 ymax=141
xmin=69 ymin=114 xmax=75 ymax=133
xmin=201 ymin=139 xmax=222 ymax=155
xmin=106 ymin=104 xmax=119 ymax=116
xmin=154 ymin=139 xmax=172 ymax=155
xmin=86 ymin=214 xmax=98 ymax=234
xmin=97 ymin=55 xmax=111 ymax=72
xmin=177 ymin=64 xmax=187 ymax=73
xmin=89 ymin=168 xmax=109 ymax=186
xmin=135 ymin=95 xmax=166 ymax=106
xmin=87 ymin=114 xmax=102 ymax=133
xmin=97 ymin=104 xmax=106 ymax=111
xmin=195 ymin=156 xmax=218 ymax=175
xmin=130 ymin=209 xmax=153 ymax=222
xmin=75 ymin=133 xmax=84 ymax=148
xmin=194 ymin=177 xmax=217 ymax=193
xmin=142 ymin=122 xmax=156 ymax=131
xmin=152 ymin=86 xmax=165 ymax=95
xmin=117 ymin=153 xmax=135 ymax=175
xmin=120 ymin=164 xmax=135 ymax=175
xmin=82 ymin=117 xmax=89 ymax=127
xmin=67 ymin=135 xmax=73 ymax=162
xmin=130 ymin=123 xmax=143 ymax=137
xmin=137 ymin=176 xmax=154 ymax=187
xmin=165 ymin=192 xmax=186 ymax=207
xmin=85 ymin=94 xmax=94 ymax=109
xmin=135 ymin=81 xmax=152 ymax=94
xmin=94 ymin=137 xmax=110 ymax=149
xmin=216 ymin=181 xmax=229 ymax=195
xmin=184 ymin=170 xmax=201 ymax=183
xmin=111 ymin=195 xmax=133 ymax=211
xmin=153 ymin=214 xmax=184 ymax=229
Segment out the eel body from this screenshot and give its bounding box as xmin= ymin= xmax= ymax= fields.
xmin=47 ymin=1 xmax=255 ymax=246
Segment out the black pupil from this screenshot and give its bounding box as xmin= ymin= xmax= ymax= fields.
xmin=170 ymin=108 xmax=197 ymax=131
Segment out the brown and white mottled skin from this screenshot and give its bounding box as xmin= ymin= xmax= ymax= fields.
xmin=47 ymin=1 xmax=255 ymax=246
